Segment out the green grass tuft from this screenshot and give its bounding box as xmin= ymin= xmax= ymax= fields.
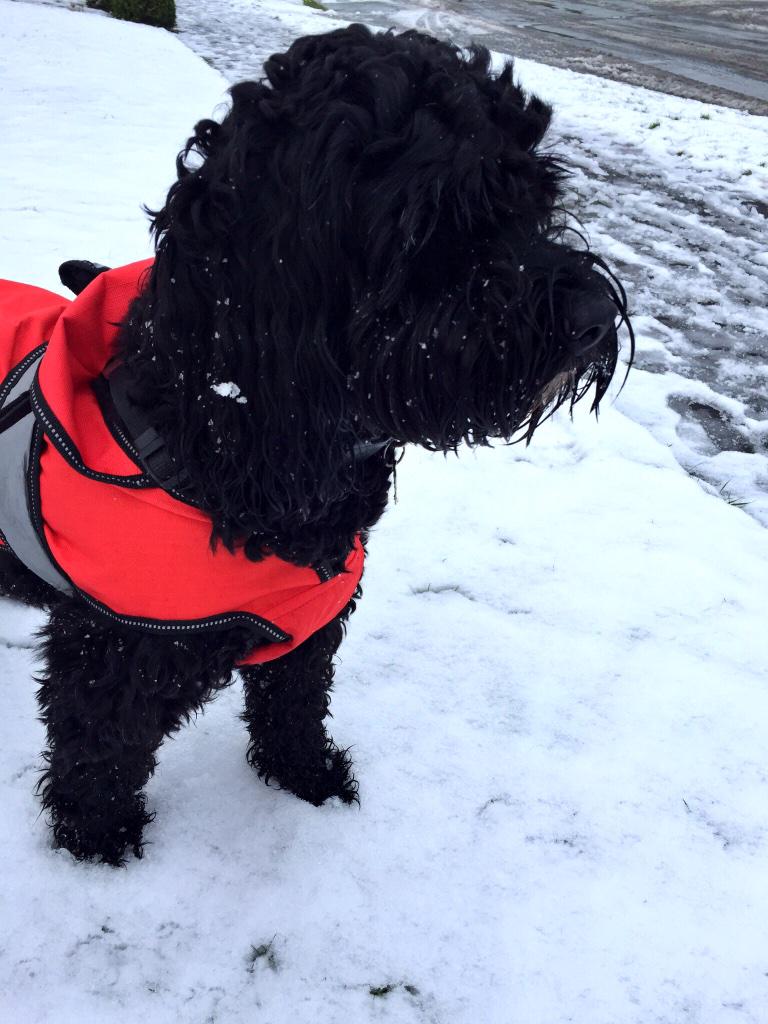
xmin=370 ymin=984 xmax=396 ymax=998
xmin=247 ymin=940 xmax=279 ymax=973
xmin=718 ymin=481 xmax=751 ymax=510
xmin=368 ymin=981 xmax=420 ymax=998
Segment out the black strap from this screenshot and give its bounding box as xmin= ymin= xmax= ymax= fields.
xmin=105 ymin=362 xmax=190 ymax=491
xmin=0 ymin=390 xmax=32 ymax=434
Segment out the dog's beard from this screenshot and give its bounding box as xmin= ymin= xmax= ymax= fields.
xmin=347 ymin=249 xmax=632 ymax=452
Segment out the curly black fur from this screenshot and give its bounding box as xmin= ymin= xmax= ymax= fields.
xmin=117 ymin=23 xmax=631 ymax=561
xmin=0 ymin=548 xmax=61 ymax=609
xmin=3 ymin=24 xmax=632 ymax=864
xmin=34 ymin=601 xmax=261 ymax=865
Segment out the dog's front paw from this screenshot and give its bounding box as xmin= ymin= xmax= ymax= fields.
xmin=258 ymin=743 xmax=359 ymax=807
xmin=300 ymin=744 xmax=360 ymax=807
xmin=47 ymin=796 xmax=152 ymax=867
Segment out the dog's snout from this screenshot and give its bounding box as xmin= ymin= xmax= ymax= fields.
xmin=566 ymin=292 xmax=617 ymax=356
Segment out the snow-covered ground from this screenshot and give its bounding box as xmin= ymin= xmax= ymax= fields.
xmin=1 ymin=2 xmax=768 ymax=1022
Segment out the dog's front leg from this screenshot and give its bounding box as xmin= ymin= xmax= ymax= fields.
xmin=35 ymin=602 xmax=247 ymax=865
xmin=240 ymin=607 xmax=359 ymax=807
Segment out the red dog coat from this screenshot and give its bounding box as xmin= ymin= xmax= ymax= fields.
xmin=0 ymin=261 xmax=364 ymax=665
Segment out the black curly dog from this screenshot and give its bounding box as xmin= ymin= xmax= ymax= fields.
xmin=2 ymin=25 xmax=632 ymax=864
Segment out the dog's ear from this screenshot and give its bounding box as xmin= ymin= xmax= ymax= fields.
xmin=125 ymin=68 xmax=363 ymax=545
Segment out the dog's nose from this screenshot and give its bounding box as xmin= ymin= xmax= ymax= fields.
xmin=567 ymin=293 xmax=617 ymax=356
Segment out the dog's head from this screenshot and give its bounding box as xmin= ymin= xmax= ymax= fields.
xmin=124 ymin=24 xmax=631 ymax=542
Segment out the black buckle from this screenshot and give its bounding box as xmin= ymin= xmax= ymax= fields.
xmin=0 ymin=390 xmax=32 ymax=434
xmin=105 ymin=364 xmax=190 ymax=493
xmin=313 ymin=560 xmax=342 ymax=583
xmin=134 ymin=426 xmax=165 ymax=461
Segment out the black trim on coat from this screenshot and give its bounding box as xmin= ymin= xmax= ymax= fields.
xmin=30 ymin=365 xmax=154 ymax=489
xmin=25 ymin=421 xmax=291 ymax=645
xmin=0 ymin=341 xmax=48 ymax=406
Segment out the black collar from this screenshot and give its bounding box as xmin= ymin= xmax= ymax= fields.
xmin=99 ymin=362 xmax=394 ymax=498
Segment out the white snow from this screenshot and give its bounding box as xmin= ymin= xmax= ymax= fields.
xmin=211 ymin=380 xmax=248 ymax=403
xmin=1 ymin=2 xmax=768 ymax=1023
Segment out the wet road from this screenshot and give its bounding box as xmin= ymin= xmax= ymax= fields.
xmin=323 ymin=0 xmax=768 ymax=114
